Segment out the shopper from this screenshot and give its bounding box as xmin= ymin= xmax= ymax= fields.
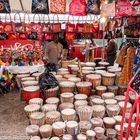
xmin=44 ymin=34 xmax=63 ymax=67
xmin=105 ymin=39 xmax=117 ymax=66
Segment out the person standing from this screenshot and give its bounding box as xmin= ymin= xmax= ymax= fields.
xmin=105 ymin=39 xmax=117 ymax=66
xmin=44 ymin=34 xmax=63 ymax=66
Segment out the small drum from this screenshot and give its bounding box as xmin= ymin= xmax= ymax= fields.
xmin=86 ymin=74 xmax=101 ymax=88
xmin=91 ymin=98 xmax=104 ymax=105
xmin=96 ymin=86 xmax=107 ymax=96
xmin=46 ymin=111 xmax=60 ymax=125
xmin=59 ymin=103 xmax=74 ymax=111
xmin=91 ymin=117 xmax=103 ymax=128
xmin=23 ymin=86 xmax=40 ymax=102
xmin=71 ymin=67 xmax=79 ymax=75
xmin=106 ymin=104 xmax=120 ymax=117
xmin=118 ymin=85 xmax=127 ymax=95
xmin=62 ymin=134 xmax=72 ymax=140
xmin=50 ymin=137 xmax=60 ymax=140
xmin=114 ymin=115 xmax=122 ymax=125
xmin=74 ymin=94 xmax=88 ymax=101
xmin=68 ymin=65 xmax=78 ymax=74
xmin=95 ymin=67 xmax=106 ymax=70
xmin=74 ymin=100 xmax=88 ymax=111
xmin=118 ymin=101 xmax=132 ymax=114
xmin=44 ymin=86 xmax=59 ymax=99
xmin=60 ymin=93 xmax=74 ymax=103
xmin=94 ymin=127 xmax=105 ymax=138
xmin=39 ymin=124 xmax=52 ymax=138
xmin=21 ymin=77 xmax=35 ymax=82
xmin=103 ymin=117 xmax=116 ymax=128
xmin=68 ymin=77 xmax=81 ymax=83
xmin=94 ymin=70 xmax=106 ymax=75
xmin=82 ymin=67 xmax=94 ymax=71
xmin=30 ymin=136 xmax=41 ymax=140
xmin=29 ymin=98 xmax=43 ymax=106
xmin=76 ymin=82 xmax=92 ymax=96
xmin=115 ymin=95 xmax=125 ymax=103
xmin=98 ymin=61 xmax=109 ymax=68
xmin=85 ymin=62 xmax=96 ymax=67
xmin=79 ymin=121 xmax=92 ymax=134
xmin=52 ymin=121 xmax=66 ymax=136
xmin=86 ymin=130 xmax=96 ymax=140
xmin=24 ymin=104 xmax=40 ymax=117
xmin=106 ymin=128 xmax=117 ymax=139
xmin=32 ymin=73 xmax=42 ymax=80
xmin=26 ymin=125 xmax=39 ymax=136
xmin=108 ymin=86 xmax=118 ymax=96
xmin=92 ymin=105 xmax=105 ymax=118
xmin=89 ymin=95 xmax=101 ymax=105
xmin=59 ymin=81 xmax=75 ymax=93
xmin=77 ymin=105 xmax=93 ymax=121
xmin=30 ymin=112 xmax=45 ymax=126
xmin=102 ymin=72 xmax=116 ymax=86
xmin=63 ymin=74 xmax=77 ymax=79
xmin=102 ymin=92 xmax=115 ymax=100
xmin=45 ymin=97 xmax=59 ymax=106
xmin=105 ymin=99 xmax=117 ymax=105
xmin=61 ymin=108 xmax=76 ymax=121
xmin=22 ymin=81 xmax=38 ymax=87
xmin=66 ymin=121 xmax=78 ymax=135
xmin=77 ymin=134 xmax=87 ymax=140
xmin=81 ymin=70 xmax=94 ymax=81
xmin=41 ymin=104 xmax=57 ymax=113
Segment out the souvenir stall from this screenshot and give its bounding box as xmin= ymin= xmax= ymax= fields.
xmin=0 ymin=0 xmax=140 ymax=140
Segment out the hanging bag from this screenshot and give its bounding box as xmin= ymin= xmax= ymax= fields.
xmin=116 ymin=0 xmax=133 ymax=17
xmin=66 ymin=15 xmax=75 ymax=33
xmin=32 ymin=0 xmax=49 ymax=14
xmin=50 ymin=0 xmax=66 ymax=14
xmin=132 ymin=0 xmax=140 ymax=16
xmin=86 ymin=0 xmax=100 ymax=15
xmin=52 ymin=15 xmax=61 ymax=33
xmin=0 ymin=0 xmax=11 ymax=13
xmin=69 ymin=0 xmax=87 ymax=16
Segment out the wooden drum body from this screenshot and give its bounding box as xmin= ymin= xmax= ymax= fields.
xmin=96 ymin=86 xmax=107 ymax=96
xmin=60 ymin=81 xmax=75 ymax=93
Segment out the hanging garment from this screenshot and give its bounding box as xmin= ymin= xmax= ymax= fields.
xmin=118 ymin=47 xmax=136 ymax=85
xmin=115 ymin=45 xmax=128 ymax=66
xmin=0 ymin=0 xmax=11 ymax=13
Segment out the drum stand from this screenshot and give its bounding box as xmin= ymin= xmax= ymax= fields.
xmin=120 ymin=68 xmax=140 ymax=140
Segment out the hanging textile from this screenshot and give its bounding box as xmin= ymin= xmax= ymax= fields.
xmin=9 ymin=0 xmax=22 ymax=12
xmin=115 ymin=45 xmax=128 ymax=66
xmin=0 ymin=0 xmax=11 ymax=13
xmin=118 ymin=47 xmax=136 ymax=85
xmin=32 ymin=0 xmax=49 ymax=14
xmin=21 ymin=0 xmax=32 ymax=12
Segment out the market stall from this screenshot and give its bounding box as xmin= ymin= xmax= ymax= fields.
xmin=0 ymin=0 xmax=140 ymax=140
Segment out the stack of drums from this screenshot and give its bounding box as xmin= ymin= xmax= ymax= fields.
xmin=98 ymin=61 xmax=109 ymax=69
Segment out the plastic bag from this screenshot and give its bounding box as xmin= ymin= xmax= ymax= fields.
xmin=45 ymin=63 xmax=58 ymax=72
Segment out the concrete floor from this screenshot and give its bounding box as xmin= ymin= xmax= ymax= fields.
xmin=0 ymin=91 xmax=28 ymax=138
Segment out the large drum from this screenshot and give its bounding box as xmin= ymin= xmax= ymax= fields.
xmin=39 ymin=124 xmax=52 ymax=138
xmin=81 ymin=70 xmax=94 ymax=81
xmin=77 ymin=105 xmax=93 ymax=121
xmin=74 ymin=100 xmax=88 ymax=111
xmin=61 ymin=109 xmax=76 ymax=121
xmin=59 ymin=81 xmax=75 ymax=93
xmin=92 ymin=105 xmax=105 ymax=118
xmin=66 ymin=121 xmax=78 ymax=135
xmin=52 ymin=121 xmax=66 ymax=136
xmin=94 ymin=127 xmax=105 ymax=138
xmin=60 ymin=93 xmax=74 ymax=103
xmin=24 ymin=104 xmax=40 ymax=117
xmin=45 ymin=97 xmax=59 ymax=106
xmin=102 ymin=72 xmax=116 ymax=86
xmin=30 ymin=112 xmax=45 ymax=126
xmin=29 ymin=98 xmax=43 ymax=106
xmin=74 ymin=94 xmax=88 ymax=101
xmin=103 ymin=117 xmax=116 ymax=128
xmin=22 ymin=80 xmax=38 ymax=87
xmin=108 ymin=86 xmax=118 ymax=96
xmin=91 ymin=98 xmax=104 ymax=105
xmin=46 ymin=111 xmax=60 ymax=124
xmin=102 ymin=92 xmax=115 ymax=100
xmin=79 ymin=121 xmax=92 ymax=134
xmin=41 ymin=104 xmax=57 ymax=113
xmin=91 ymin=117 xmax=103 ymax=128
xmin=22 ymin=86 xmax=40 ymax=102
xmin=68 ymin=77 xmax=81 ymax=83
xmin=96 ymin=86 xmax=107 ymax=96
xmin=44 ymin=86 xmax=59 ymax=99
xmin=76 ymin=82 xmax=92 ymax=96
xmin=59 ymin=103 xmax=74 ymax=111
xmin=86 ymin=74 xmax=101 ymax=88
xmin=26 ymin=125 xmax=39 ymax=136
